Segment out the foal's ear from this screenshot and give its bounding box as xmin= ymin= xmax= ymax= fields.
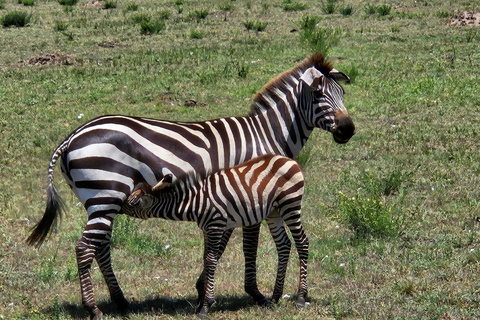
xmin=300 ymin=66 xmax=324 ymax=89
xmin=152 ymin=174 xmax=174 ymax=193
xmin=329 ymin=68 xmax=350 ymax=83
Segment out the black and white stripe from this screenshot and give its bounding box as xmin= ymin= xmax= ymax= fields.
xmin=27 ymin=53 xmax=354 ymax=319
xmin=122 ymin=154 xmax=308 ymax=317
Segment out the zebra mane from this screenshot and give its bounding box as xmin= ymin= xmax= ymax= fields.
xmin=249 ymin=52 xmax=333 ymax=116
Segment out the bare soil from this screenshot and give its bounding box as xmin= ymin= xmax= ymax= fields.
xmin=448 ymin=11 xmax=480 ymax=26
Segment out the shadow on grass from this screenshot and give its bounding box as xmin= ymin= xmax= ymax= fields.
xmin=52 ymin=294 xmax=259 ymax=318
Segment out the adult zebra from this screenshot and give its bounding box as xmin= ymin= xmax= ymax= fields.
xmin=123 ymin=154 xmax=307 ymax=317
xmin=27 ymin=53 xmax=355 ymax=319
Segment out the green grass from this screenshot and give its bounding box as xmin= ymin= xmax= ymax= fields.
xmin=1 ymin=0 xmax=480 ymax=319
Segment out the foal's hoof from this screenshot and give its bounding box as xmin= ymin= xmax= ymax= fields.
xmin=90 ymin=310 xmax=104 ymax=320
xmin=114 ymin=297 xmax=130 ymax=312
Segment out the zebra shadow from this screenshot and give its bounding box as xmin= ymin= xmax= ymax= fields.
xmin=55 ymin=294 xmax=258 ymax=318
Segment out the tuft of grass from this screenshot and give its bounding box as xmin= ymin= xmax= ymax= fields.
xmin=376 ymin=4 xmax=391 ymax=16
xmin=339 ymin=5 xmax=353 ymax=16
xmin=189 ymin=9 xmax=209 ymax=21
xmin=58 ymin=0 xmax=77 ymax=6
xmin=140 ymin=18 xmax=165 ymax=34
xmin=299 ymin=25 xmax=340 ymax=56
xmin=103 ymin=0 xmax=117 ymax=9
xmin=189 ymin=28 xmax=204 ymax=39
xmin=244 ymin=20 xmax=267 ymax=32
xmin=364 ymin=4 xmax=376 ymax=15
xmin=125 ymin=2 xmax=138 ymax=11
xmin=1 ymin=10 xmax=32 ymax=27
xmin=0 ymin=0 xmax=5 ymax=9
xmin=322 ymin=0 xmax=336 ymax=14
xmin=131 ymin=13 xmax=149 ymax=24
xmin=18 ymin=0 xmax=35 ymax=6
xmin=54 ymin=20 xmax=68 ymax=31
xmin=281 ymin=0 xmax=307 ymax=11
xmin=299 ymin=15 xmax=320 ymax=30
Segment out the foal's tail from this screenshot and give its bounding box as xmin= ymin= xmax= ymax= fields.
xmin=26 ymin=140 xmax=68 ymax=248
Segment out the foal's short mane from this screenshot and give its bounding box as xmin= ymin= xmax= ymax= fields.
xmin=249 ymin=52 xmax=333 ymax=116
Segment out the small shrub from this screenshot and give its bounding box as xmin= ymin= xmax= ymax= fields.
xmin=189 ymin=28 xmax=204 ymax=39
xmin=322 ymin=0 xmax=336 ymax=14
xmin=282 ymin=0 xmax=307 ymax=11
xmin=1 ymin=10 xmax=32 ymax=27
xmin=376 ymin=4 xmax=391 ymax=16
xmin=103 ymin=0 xmax=117 ymax=9
xmin=125 ymin=2 xmax=138 ymax=11
xmin=337 ymin=191 xmax=400 ymax=240
xmin=58 ymin=0 xmax=77 ymax=5
xmin=140 ymin=18 xmax=165 ymax=34
xmin=339 ymin=5 xmax=353 ymax=16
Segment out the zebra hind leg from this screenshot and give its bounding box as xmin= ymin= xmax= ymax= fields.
xmin=197 ymin=228 xmax=223 ymax=318
xmin=242 ymin=224 xmax=268 ymax=305
xmin=266 ymin=216 xmax=292 ymax=303
xmin=196 ymin=229 xmax=233 ymax=309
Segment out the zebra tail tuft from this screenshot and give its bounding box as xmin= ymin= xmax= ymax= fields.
xmin=27 ymin=141 xmax=67 ymax=248
xmin=27 ymin=183 xmax=65 ymax=248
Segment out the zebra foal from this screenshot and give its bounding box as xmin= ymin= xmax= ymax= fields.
xmin=122 ymin=154 xmax=308 ymax=317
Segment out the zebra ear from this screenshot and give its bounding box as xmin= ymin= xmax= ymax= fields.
xmin=152 ymin=174 xmax=174 ymax=193
xmin=300 ymin=67 xmax=324 ymax=89
xmin=329 ymin=69 xmax=350 ymax=83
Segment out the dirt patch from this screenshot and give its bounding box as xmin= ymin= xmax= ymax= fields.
xmin=448 ymin=11 xmax=480 ymax=27
xmin=23 ymin=52 xmax=76 ymax=66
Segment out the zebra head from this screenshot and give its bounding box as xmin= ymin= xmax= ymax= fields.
xmin=300 ymin=65 xmax=355 ymax=144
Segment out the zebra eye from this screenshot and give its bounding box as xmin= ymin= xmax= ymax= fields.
xmin=313 ymin=91 xmax=324 ymax=100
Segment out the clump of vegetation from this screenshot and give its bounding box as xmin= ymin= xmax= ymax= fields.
xmin=322 ymin=0 xmax=336 ymax=14
xmin=244 ymin=20 xmax=267 ymax=32
xmin=140 ymin=18 xmax=165 ymax=34
xmin=54 ymin=20 xmax=68 ymax=31
xmin=364 ymin=4 xmax=377 ymax=15
xmin=281 ymin=0 xmax=307 ymax=11
xmin=0 ymin=0 xmax=5 ymax=9
xmin=18 ymin=0 xmax=35 ymax=6
xmin=1 ymin=10 xmax=32 ymax=27
xmin=125 ymin=2 xmax=138 ymax=11
xmin=339 ymin=5 xmax=353 ymax=16
xmin=189 ymin=28 xmax=204 ymax=39
xmin=103 ymin=0 xmax=117 ymax=9
xmin=189 ymin=9 xmax=208 ymax=21
xmin=376 ymin=4 xmax=391 ymax=16
xmin=58 ymin=0 xmax=77 ymax=6
xmin=299 ymin=16 xmax=340 ymax=56
xmin=337 ymin=191 xmax=401 ymax=241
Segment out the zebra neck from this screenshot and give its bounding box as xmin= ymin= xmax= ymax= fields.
xmin=249 ymin=99 xmax=313 ymax=159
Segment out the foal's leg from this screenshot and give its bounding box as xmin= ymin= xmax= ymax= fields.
xmin=196 ymin=229 xmax=233 ymax=307
xmin=283 ymin=211 xmax=309 ymax=307
xmin=197 ymin=228 xmax=223 ymax=318
xmin=243 ymin=223 xmax=268 ymax=305
xmin=266 ymin=215 xmax=291 ymax=303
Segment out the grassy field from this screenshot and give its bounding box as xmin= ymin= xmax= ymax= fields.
xmin=1 ymin=0 xmax=480 ymax=319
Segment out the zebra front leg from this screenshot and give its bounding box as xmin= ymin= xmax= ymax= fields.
xmin=242 ymin=224 xmax=268 ymax=305
xmin=196 ymin=229 xmax=233 ymax=309
xmin=284 ymin=213 xmax=309 ymax=307
xmin=266 ymin=216 xmax=291 ymax=303
xmin=197 ymin=228 xmax=223 ymax=318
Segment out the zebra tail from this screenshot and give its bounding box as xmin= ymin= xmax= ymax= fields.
xmin=26 ymin=142 xmax=67 ymax=248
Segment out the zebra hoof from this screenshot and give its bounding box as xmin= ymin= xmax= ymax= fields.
xmin=197 ymin=306 xmax=209 ymax=318
xmin=295 ymin=296 xmax=306 ymax=308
